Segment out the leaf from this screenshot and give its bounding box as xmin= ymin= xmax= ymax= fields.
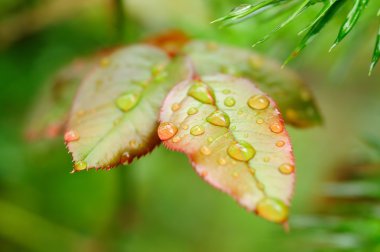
xmin=25 ymin=58 xmax=99 ymax=141
xmin=284 ymin=0 xmax=347 ymax=65
xmin=66 ymin=45 xmax=192 ymax=171
xmin=369 ymin=24 xmax=380 ymax=76
xmin=184 ymin=40 xmax=321 ymax=128
xmin=211 ymin=0 xmax=286 ymax=28
xmin=330 ymin=0 xmax=369 ymax=51
xmin=159 ymin=75 xmax=295 ymax=223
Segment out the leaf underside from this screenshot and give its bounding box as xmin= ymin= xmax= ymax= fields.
xmin=66 ymin=45 xmax=192 ymax=170
xmin=159 ymin=74 xmax=295 ymax=223
xmin=184 ymin=41 xmax=322 ymax=128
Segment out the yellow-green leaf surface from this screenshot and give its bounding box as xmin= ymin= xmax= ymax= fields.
xmin=184 ymin=41 xmax=321 ymax=128
xmin=159 ymin=75 xmax=295 ymax=223
xmin=66 ymin=45 xmax=191 ymax=171
xmin=25 ymin=58 xmax=97 ymax=141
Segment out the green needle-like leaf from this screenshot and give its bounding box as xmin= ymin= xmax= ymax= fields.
xmin=159 ymin=75 xmax=295 ymax=224
xmin=66 ymin=45 xmax=191 ymax=171
xmin=284 ymin=0 xmax=347 ymax=65
xmin=330 ymin=0 xmax=369 ymax=51
xmin=369 ymin=24 xmax=380 ymax=75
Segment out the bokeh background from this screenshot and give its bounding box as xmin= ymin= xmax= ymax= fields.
xmin=0 ymin=0 xmax=380 ymax=251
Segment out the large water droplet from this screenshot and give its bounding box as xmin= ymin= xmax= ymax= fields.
xmin=116 ymin=92 xmax=141 ymax=112
xmin=200 ymin=146 xmax=211 ymax=155
xmin=256 ymin=197 xmax=288 ymax=223
xmin=270 ymin=122 xmax=284 ymax=134
xmin=278 ymin=163 xmax=294 ymax=175
xmin=224 ymin=96 xmax=236 ymax=107
xmin=187 ymin=107 xmax=198 ymax=115
xmin=157 ymin=122 xmax=178 ymax=140
xmin=64 ymin=130 xmax=80 ymax=142
xmin=248 ymin=95 xmax=270 ymax=110
xmin=171 ymin=103 xmax=181 ymax=112
xmin=74 ymin=161 xmax=87 ymax=171
xmin=187 ymin=81 xmax=215 ymax=104
xmin=227 ymin=141 xmax=256 ymax=161
xmin=190 ymin=125 xmax=205 ymax=136
xmin=206 ymin=110 xmax=230 ymax=128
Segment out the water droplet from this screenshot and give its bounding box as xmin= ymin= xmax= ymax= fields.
xmin=263 ymin=157 xmax=270 ymax=163
xmin=227 ymin=141 xmax=256 ymax=161
xmin=200 ymin=146 xmax=211 ymax=155
xmin=256 ymin=197 xmax=288 ymax=223
xmin=188 ymin=81 xmax=215 ymax=104
xmin=74 ymin=161 xmax=87 ymax=171
xmin=256 ymin=118 xmax=264 ymax=124
xmin=120 ymin=152 xmax=131 ymax=165
xmin=64 ymin=130 xmax=80 ymax=142
xmin=116 ymin=92 xmax=141 ymax=112
xmin=129 ymin=140 xmax=137 ymax=148
xmin=206 ymin=110 xmax=230 ymax=128
xmin=157 ymin=122 xmax=178 ymax=140
xmin=231 ymin=125 xmax=236 ymax=130
xmin=248 ymin=95 xmax=270 ymax=110
xmin=151 ymin=64 xmax=167 ymax=81
xmin=224 ymin=96 xmax=236 ymax=107
xmin=231 ymin=4 xmax=252 ymax=15
xmin=223 ymin=89 xmax=231 ymax=94
xmin=218 ymin=157 xmax=227 ymax=165
xmin=172 ymin=136 xmax=181 ymax=143
xmin=237 ymin=109 xmax=244 ymax=115
xmin=100 ymin=57 xmax=110 ymax=68
xmin=279 ymin=163 xmax=294 ymax=175
xmin=187 ymin=107 xmax=198 ymax=115
xmin=207 ymin=137 xmax=213 ymax=143
xmin=182 ymin=124 xmax=189 ymax=130
xmin=270 ymin=122 xmax=284 ymax=134
xmin=171 ymin=103 xmax=181 ymax=112
xmin=190 ymin=125 xmax=205 ymax=136
xmin=276 ymin=140 xmax=285 ymax=147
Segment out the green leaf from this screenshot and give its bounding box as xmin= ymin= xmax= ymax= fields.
xmin=66 ymin=45 xmax=191 ymax=171
xmin=211 ymin=0 xmax=286 ymax=28
xmin=284 ymin=0 xmax=347 ymax=65
xmin=185 ymin=41 xmax=322 ymax=127
xmin=25 ymin=58 xmax=98 ymax=141
xmin=369 ymin=24 xmax=380 ymax=75
xmin=159 ymin=75 xmax=295 ymax=224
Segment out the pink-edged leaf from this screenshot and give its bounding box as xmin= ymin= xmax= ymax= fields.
xmin=184 ymin=41 xmax=322 ymax=128
xmin=159 ymin=74 xmax=295 ymax=224
xmin=66 ymin=45 xmax=192 ymax=171
xmin=25 ymin=58 xmax=99 ymax=141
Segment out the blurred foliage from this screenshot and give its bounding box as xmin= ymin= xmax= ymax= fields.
xmin=214 ymin=0 xmax=380 ymax=74
xmin=0 ymin=0 xmax=379 ymax=251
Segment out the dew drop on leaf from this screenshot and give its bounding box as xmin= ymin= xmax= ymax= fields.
xmin=182 ymin=124 xmax=189 ymax=130
xmin=269 ymin=122 xmax=284 ymax=134
xmin=227 ymin=141 xmax=256 ymax=161
xmin=276 ymin=140 xmax=285 ymax=147
xmin=224 ymin=96 xmax=236 ymax=107
xmin=187 ymin=107 xmax=199 ymax=115
xmin=278 ymin=163 xmax=294 ymax=175
xmin=256 ymin=118 xmax=264 ymax=124
xmin=256 ymin=197 xmax=288 ymax=223
xmin=171 ymin=103 xmax=181 ymax=112
xmin=116 ymin=92 xmax=141 ymax=112
xmin=207 ymin=137 xmax=214 ymax=143
xmin=172 ymin=136 xmax=181 ymax=143
xmin=157 ymin=122 xmax=178 ymax=140
xmin=200 ymin=145 xmax=211 ymax=155
xmin=64 ymin=130 xmax=80 ymax=142
xmin=74 ymin=161 xmax=87 ymax=171
xmin=187 ymin=81 xmax=215 ymax=104
xmin=190 ymin=125 xmax=205 ymax=136
xmin=248 ymin=95 xmax=270 ymax=110
xmin=206 ymin=110 xmax=230 ymax=128
xmin=218 ymin=157 xmax=227 ymax=165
